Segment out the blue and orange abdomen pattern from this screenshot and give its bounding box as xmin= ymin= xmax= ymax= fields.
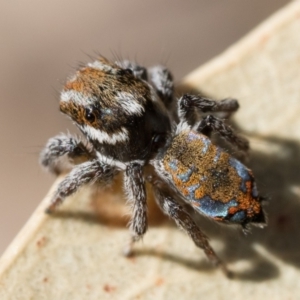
xmin=163 ymin=130 xmax=263 ymax=224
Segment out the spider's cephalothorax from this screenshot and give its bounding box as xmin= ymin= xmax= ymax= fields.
xmin=40 ymin=56 xmax=266 ymax=276
xmin=59 ymin=57 xmax=171 ymax=162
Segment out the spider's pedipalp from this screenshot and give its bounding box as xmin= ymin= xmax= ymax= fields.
xmin=40 ymin=133 xmax=95 ymax=175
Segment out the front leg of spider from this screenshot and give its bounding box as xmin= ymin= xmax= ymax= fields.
xmin=152 ymin=185 xmax=231 ymax=277
xmin=46 ymin=160 xmax=117 ymax=213
xmin=123 ymin=162 xmax=148 ymax=256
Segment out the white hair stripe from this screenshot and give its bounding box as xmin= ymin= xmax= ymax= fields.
xmin=116 ymin=92 xmax=145 ymax=116
xmin=61 ymin=90 xmax=97 ymax=105
xmin=84 ymin=125 xmax=129 ymax=144
xmin=87 ymin=60 xmax=114 ymax=73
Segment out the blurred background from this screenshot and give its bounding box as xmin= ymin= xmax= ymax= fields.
xmin=0 ymin=0 xmax=289 ymax=255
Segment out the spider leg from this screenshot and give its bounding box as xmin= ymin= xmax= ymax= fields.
xmin=197 ymin=115 xmax=249 ymax=152
xmin=40 ymin=133 xmax=95 ymax=175
xmin=178 ymin=94 xmax=239 ymax=126
xmin=46 ymin=160 xmax=117 ymax=213
xmin=152 ymin=185 xmax=230 ymax=277
xmin=123 ymin=162 xmax=148 ymax=256
xmin=148 ymin=65 xmax=174 ymax=109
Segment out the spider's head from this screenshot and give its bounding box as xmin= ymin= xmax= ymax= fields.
xmin=59 ymin=57 xmax=171 ymax=161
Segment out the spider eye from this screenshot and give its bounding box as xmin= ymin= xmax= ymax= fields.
xmin=85 ymin=107 xmax=95 ymax=123
xmin=125 ymin=68 xmax=133 ymax=75
xmin=117 ymin=68 xmax=133 ymax=76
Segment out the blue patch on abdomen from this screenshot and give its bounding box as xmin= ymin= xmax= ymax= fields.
xmin=229 ymin=210 xmax=246 ymax=223
xmin=177 ymin=167 xmax=194 ymax=183
xmin=229 ymin=157 xmax=251 ymax=192
xmin=186 ymin=183 xmax=201 ymax=200
xmin=168 ymin=160 xmax=178 ymax=171
xmin=192 ymin=196 xmax=238 ymax=219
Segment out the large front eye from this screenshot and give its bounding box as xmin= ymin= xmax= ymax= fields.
xmin=85 ymin=107 xmax=95 ymax=123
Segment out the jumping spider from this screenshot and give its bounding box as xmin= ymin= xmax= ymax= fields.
xmin=40 ymin=57 xmax=266 ymax=276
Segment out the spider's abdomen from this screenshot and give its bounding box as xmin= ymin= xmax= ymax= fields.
xmin=162 ymin=131 xmax=265 ymax=225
